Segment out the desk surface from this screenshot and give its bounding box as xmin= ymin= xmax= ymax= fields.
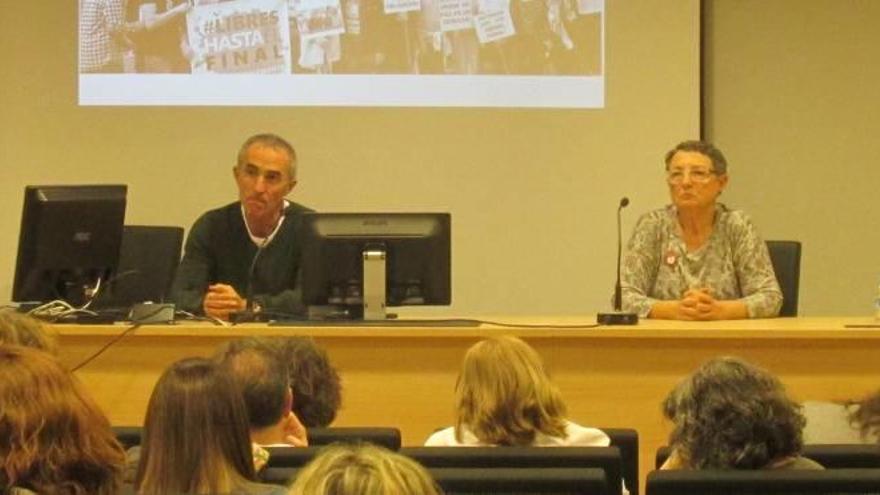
xmin=55 ymin=316 xmax=880 ymax=492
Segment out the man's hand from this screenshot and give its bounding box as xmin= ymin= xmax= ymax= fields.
xmin=203 ymin=283 xmax=246 ymax=320
xmin=282 ymin=411 xmax=309 ymax=447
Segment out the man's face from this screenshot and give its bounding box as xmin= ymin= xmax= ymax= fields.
xmin=666 ymin=150 xmax=727 ymax=210
xmin=234 ymin=144 xmax=296 ymax=220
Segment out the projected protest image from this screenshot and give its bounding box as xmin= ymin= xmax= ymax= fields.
xmin=78 ymin=0 xmax=602 ymax=75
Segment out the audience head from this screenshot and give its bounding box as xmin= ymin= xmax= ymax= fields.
xmin=850 ymin=389 xmax=880 ymax=443
xmin=276 ymin=337 xmax=342 ymax=428
xmin=454 ymin=335 xmax=567 ymax=446
xmin=0 ymin=309 xmax=57 ymax=354
xmin=0 ymin=345 xmax=124 ymax=494
xmin=662 ymin=356 xmax=806 ymax=469
xmin=215 ymin=336 xmax=292 ymax=431
xmin=136 ymin=357 xmax=257 ymax=494
xmin=288 ymin=443 xmax=441 ymax=495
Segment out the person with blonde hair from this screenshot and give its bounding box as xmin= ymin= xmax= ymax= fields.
xmin=288 ymin=443 xmax=441 ymax=495
xmin=134 ymin=357 xmax=286 ymax=494
xmin=0 ymin=345 xmax=125 ymax=494
xmin=0 ymin=309 xmax=57 ymax=354
xmin=425 ymin=335 xmax=609 ymax=447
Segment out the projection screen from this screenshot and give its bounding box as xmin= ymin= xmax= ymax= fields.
xmin=79 ymin=0 xmax=605 ymax=107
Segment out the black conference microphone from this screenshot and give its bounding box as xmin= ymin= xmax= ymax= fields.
xmin=230 ymin=204 xmax=295 ymax=323
xmin=230 ymin=237 xmax=269 ymax=323
xmin=597 ymin=197 xmax=639 ymax=325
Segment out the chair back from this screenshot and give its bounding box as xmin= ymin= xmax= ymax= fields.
xmin=401 ymin=446 xmax=624 ymax=495
xmin=307 ymin=426 xmax=402 ymax=450
xmin=802 ymin=444 xmax=880 ymax=468
xmin=602 ymin=428 xmax=640 ymax=495
xmin=431 ymin=467 xmax=609 ymax=495
xmin=99 ymin=225 xmax=184 ymax=308
xmin=646 ymin=468 xmax=880 ymax=495
xmin=112 ymin=425 xmax=142 ymax=449
xmin=259 ymin=465 xmax=611 ymax=494
xmin=766 ymin=240 xmax=802 ymax=317
xmin=657 ymin=443 xmax=880 ymax=470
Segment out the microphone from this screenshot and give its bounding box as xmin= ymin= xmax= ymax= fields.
xmin=597 ymin=197 xmax=639 ymax=325
xmin=230 ymin=237 xmax=269 ymax=323
xmin=230 ymin=206 xmax=288 ymax=324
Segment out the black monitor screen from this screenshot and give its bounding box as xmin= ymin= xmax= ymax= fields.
xmin=300 ymin=213 xmax=450 ymax=318
xmin=12 ymin=185 xmax=127 ymax=305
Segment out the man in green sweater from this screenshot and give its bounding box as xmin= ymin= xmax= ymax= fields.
xmin=170 ymin=133 xmax=312 ymax=320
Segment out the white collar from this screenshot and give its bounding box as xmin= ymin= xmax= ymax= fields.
xmin=241 ymin=200 xmax=289 ymax=247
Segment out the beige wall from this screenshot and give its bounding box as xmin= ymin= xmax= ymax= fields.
xmin=704 ymin=0 xmax=880 ymax=315
xmin=0 ymin=1 xmax=700 ymax=315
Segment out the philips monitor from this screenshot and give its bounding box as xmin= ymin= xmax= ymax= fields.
xmin=300 ymin=213 xmax=451 ymax=320
xmin=12 ymin=185 xmax=127 ymax=306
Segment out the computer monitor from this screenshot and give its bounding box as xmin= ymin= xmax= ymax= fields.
xmin=300 ymin=212 xmax=451 ymax=320
xmin=12 ymin=185 xmax=127 ymax=306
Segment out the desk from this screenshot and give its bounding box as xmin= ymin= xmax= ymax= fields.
xmin=56 ymin=317 xmax=880 ymax=491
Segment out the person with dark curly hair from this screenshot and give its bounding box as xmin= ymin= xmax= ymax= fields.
xmin=0 ymin=345 xmax=125 ymax=495
xmin=803 ymin=390 xmax=880 ymax=444
xmin=661 ymin=356 xmax=823 ymax=470
xmin=276 ymin=337 xmax=342 ymax=428
xmin=850 ymin=391 xmax=880 ymax=443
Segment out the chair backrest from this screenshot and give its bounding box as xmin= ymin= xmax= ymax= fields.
xmin=657 ymin=444 xmax=880 ymax=470
xmin=801 ymin=444 xmax=880 ymax=468
xmin=260 ymin=466 xmax=301 ymax=486
xmin=602 ymin=427 xmax=640 ymax=495
xmin=431 ymin=467 xmax=609 ymax=495
xmin=99 ymin=225 xmax=184 ymax=308
xmin=766 ymin=240 xmax=802 ymax=317
xmin=401 ymin=446 xmax=624 ymax=495
xmin=259 ymin=466 xmax=611 ymax=494
xmin=112 ymin=425 xmax=142 ymax=449
xmin=307 ymin=426 xmax=402 ymax=450
xmin=646 ymin=468 xmax=880 ymax=495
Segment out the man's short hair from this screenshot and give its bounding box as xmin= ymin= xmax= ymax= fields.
xmin=664 ymin=140 xmax=729 ymax=175
xmin=236 ymin=133 xmax=298 ymax=181
xmin=215 ymin=337 xmax=290 ymax=430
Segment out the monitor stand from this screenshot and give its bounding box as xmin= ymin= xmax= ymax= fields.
xmin=362 ymin=247 xmax=387 ymax=320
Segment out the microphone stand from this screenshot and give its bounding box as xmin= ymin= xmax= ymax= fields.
xmin=229 ymin=227 xmax=272 ymax=324
xmin=597 ymin=197 xmax=639 ymax=325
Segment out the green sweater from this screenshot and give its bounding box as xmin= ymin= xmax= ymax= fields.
xmin=170 ymin=201 xmax=313 ymax=317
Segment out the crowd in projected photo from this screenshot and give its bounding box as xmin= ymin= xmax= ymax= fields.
xmin=79 ymin=0 xmax=603 ymax=75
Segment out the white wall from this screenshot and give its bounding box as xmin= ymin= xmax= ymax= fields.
xmin=704 ymin=0 xmax=880 ymax=316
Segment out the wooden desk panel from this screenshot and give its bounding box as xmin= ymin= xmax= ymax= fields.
xmin=56 ymin=317 xmax=880 ymax=491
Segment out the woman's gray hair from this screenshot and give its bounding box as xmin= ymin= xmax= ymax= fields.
xmin=664 ymin=140 xmax=728 ymax=175
xmin=662 ymin=356 xmax=806 ymax=469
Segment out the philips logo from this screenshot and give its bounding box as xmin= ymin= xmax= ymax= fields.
xmin=73 ymin=231 xmax=92 ymax=243
xmin=362 ymin=219 xmax=388 ymax=226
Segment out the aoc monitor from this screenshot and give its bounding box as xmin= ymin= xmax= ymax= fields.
xmin=300 ymin=212 xmax=451 ymax=320
xmin=12 ymin=184 xmax=127 ymax=306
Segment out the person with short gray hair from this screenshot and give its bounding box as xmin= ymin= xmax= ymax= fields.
xmin=621 ymin=140 xmax=781 ymax=320
xmin=170 ymin=133 xmax=313 ymax=320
